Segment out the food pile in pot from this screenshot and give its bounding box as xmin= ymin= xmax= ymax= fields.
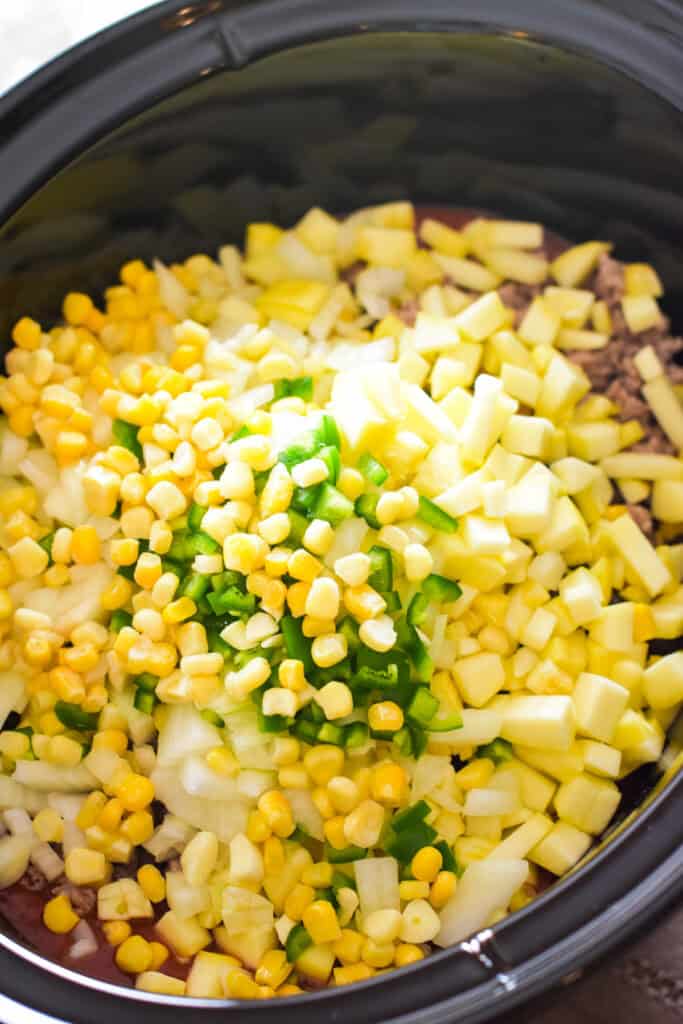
xmin=0 ymin=202 xmax=680 ymax=998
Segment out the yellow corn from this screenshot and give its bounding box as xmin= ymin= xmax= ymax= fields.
xmin=302 ymin=900 xmax=342 ymax=944
xmin=394 ymin=944 xmax=425 ymax=967
xmin=430 ymin=871 xmax=457 ymax=909
xmin=98 ymin=798 xmax=124 ymax=832
xmin=368 ymin=701 xmax=404 ymax=733
xmin=137 ymin=864 xmax=166 ymax=903
xmin=257 ymin=790 xmax=295 ymax=838
xmin=43 ymin=894 xmax=79 ymax=934
xmin=303 ymin=745 xmax=345 ymax=786
xmin=371 ymin=762 xmax=407 ymax=806
xmin=103 ymin=921 xmax=132 ymax=947
xmin=411 ymin=846 xmax=443 ymax=883
xmin=455 ymin=758 xmax=495 ymax=790
xmin=334 ymin=963 xmax=376 ymax=986
xmin=284 ymin=883 xmax=316 ymax=922
xmin=120 ymin=811 xmax=155 ymax=845
xmin=32 ymin=808 xmax=64 ymax=843
xmin=115 ymin=934 xmax=153 ymax=974
xmin=116 ymin=773 xmax=155 ymax=812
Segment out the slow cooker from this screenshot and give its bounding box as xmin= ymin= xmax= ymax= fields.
xmin=0 ymin=1 xmax=681 ymax=1021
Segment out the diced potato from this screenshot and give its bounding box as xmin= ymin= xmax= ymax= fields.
xmin=543 ymin=286 xmax=594 ymax=327
xmin=462 ymin=516 xmax=511 ymax=555
xmin=186 ymin=951 xmax=240 ymax=997
xmin=514 ymin=743 xmax=584 ymax=782
xmin=432 ymin=253 xmax=501 ymax=292
xmin=536 ymin=354 xmax=589 ymax=422
xmin=621 ymin=295 xmax=662 ymax=334
xmin=504 ymin=465 xmax=554 ymax=537
xmin=529 ymin=821 xmax=592 ymax=875
xmin=435 ymin=859 xmax=528 ymax=946
xmin=419 ymin=218 xmax=467 ymax=257
xmin=484 ymin=248 xmax=548 ymax=286
xmin=453 ymin=652 xmax=506 ymax=708
xmin=454 ymin=291 xmax=508 ymax=342
xmin=642 ymin=376 xmax=683 ymax=450
xmin=295 ymin=207 xmax=340 ymax=254
xmin=482 ymin=220 xmax=544 ymax=249
xmin=533 ymin=496 xmax=589 ymax=555
xmin=606 ymin=515 xmax=671 ymax=597
xmin=502 ymin=414 xmax=554 ymax=460
xmin=572 ymin=672 xmax=629 ymax=743
xmin=624 ymin=262 xmax=663 ymax=297
xmin=559 ymin=567 xmax=602 ymax=626
xmin=589 ymin=603 xmax=635 ymax=652
xmin=642 ymin=651 xmax=683 ymax=709
xmin=601 ymin=453 xmax=683 ymax=481
xmin=488 ymin=813 xmax=553 ymax=859
xmin=501 ymin=364 xmax=541 ymax=408
xmin=500 ymin=695 xmax=575 ymax=751
xmin=518 ymin=298 xmax=561 ymax=347
xmin=566 ymin=422 xmax=622 ymax=462
xmin=509 ymin=758 xmax=557 ymax=811
xmin=550 ymin=241 xmax=611 ymax=287
xmin=356 ymin=227 xmax=416 ymax=268
xmin=459 ymin=374 xmax=517 ymax=466
xmin=554 ymin=773 xmax=620 ymax=835
xmin=556 ymin=329 xmax=608 ymax=351
xmin=577 ymin=739 xmax=621 ymax=779
xmin=402 ymin=382 xmax=459 ymax=444
xmin=156 ymin=910 xmax=211 ymax=958
xmin=652 ymin=479 xmax=683 ymax=523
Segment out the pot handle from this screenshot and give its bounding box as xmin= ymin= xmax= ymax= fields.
xmin=0 ymin=994 xmax=67 ymax=1024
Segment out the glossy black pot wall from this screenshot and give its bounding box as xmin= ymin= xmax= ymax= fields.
xmin=0 ymin=2 xmax=681 ymax=1023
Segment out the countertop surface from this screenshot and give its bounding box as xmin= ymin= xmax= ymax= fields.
xmin=0 ymin=4 xmax=681 ymax=1024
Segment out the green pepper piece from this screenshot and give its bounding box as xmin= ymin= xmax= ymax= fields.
xmin=54 ymin=701 xmax=99 ymax=731
xmin=311 ymin=483 xmax=354 ymax=526
xmin=355 ymin=492 xmax=381 ymax=529
xmin=417 ymin=495 xmax=458 ymax=533
xmin=112 ymin=419 xmax=143 ymax=461
xmin=422 ymin=573 xmax=462 ymax=603
xmin=285 ymin=923 xmax=313 ymax=963
xmin=368 ymin=545 xmax=393 ymax=593
xmin=357 ymin=453 xmax=388 ymax=486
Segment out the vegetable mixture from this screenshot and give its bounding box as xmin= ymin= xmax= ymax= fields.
xmin=0 ymin=202 xmax=681 ymax=999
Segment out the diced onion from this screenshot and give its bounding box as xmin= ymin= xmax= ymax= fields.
xmin=69 ymin=921 xmax=98 ymax=960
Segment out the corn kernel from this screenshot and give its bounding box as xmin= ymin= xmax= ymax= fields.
xmin=343 ymin=584 xmax=386 ymax=622
xmin=137 ymin=864 xmax=166 ymax=903
xmin=101 ymin=575 xmax=133 ymax=611
xmin=65 ymin=848 xmax=108 ymax=886
xmin=343 ymin=799 xmax=385 ymax=847
xmin=363 ymin=908 xmax=402 ymax=944
xmin=162 ymin=597 xmax=197 ymax=624
xmin=116 ymin=773 xmax=155 ymax=812
xmin=359 ymin=615 xmax=397 ymax=653
xmin=115 ymin=934 xmax=153 ymax=975
xmin=394 ymin=944 xmax=425 ymax=967
xmin=98 ymin=798 xmax=125 ymax=832
xmin=368 ymin=701 xmax=404 ymax=733
xmin=103 ymin=921 xmax=132 ymax=947
xmin=302 ymin=900 xmax=341 ymax=944
xmin=334 ymin=963 xmax=376 ymax=986
xmin=205 ymin=747 xmax=239 ymax=777
xmin=334 ymin=553 xmax=371 ymax=587
xmin=455 ymin=758 xmax=495 ymax=790
xmin=361 ymin=937 xmax=394 ymax=968
xmin=411 ymin=846 xmax=443 ymax=883
xmin=313 ymin=680 xmax=352 ymax=721
xmin=323 ymin=815 xmax=347 ymax=850
xmin=399 ymin=880 xmax=431 ymax=901
xmin=303 ymin=745 xmax=345 ymax=786
xmin=288 ymin=548 xmax=323 ymax=583
xmin=430 ymin=870 xmax=457 ymax=909
xmin=43 ymin=894 xmax=79 ymax=934
xmin=284 ymin=883 xmax=316 ymax=922
xmin=120 ymin=811 xmax=155 ymax=846
xmin=371 ymin=762 xmax=407 ymax=806
xmin=258 ymin=790 xmax=295 ymax=838
xmin=33 ymin=808 xmax=64 ymax=843
xmin=12 ymin=316 xmax=42 ymax=350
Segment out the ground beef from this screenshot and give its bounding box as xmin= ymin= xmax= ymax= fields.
xmin=397 ymin=297 xmax=420 ymax=326
xmin=340 ymin=261 xmax=365 ymax=286
xmin=627 ymin=503 xmax=655 ymax=540
xmin=498 ymin=281 xmax=542 ymax=325
xmin=54 ymin=883 xmax=96 ymax=916
xmin=567 ymin=253 xmax=683 ymax=455
xmin=19 ymin=863 xmax=49 ymax=892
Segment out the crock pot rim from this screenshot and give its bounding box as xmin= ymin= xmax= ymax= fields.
xmin=0 ymin=1 xmax=681 ymax=1021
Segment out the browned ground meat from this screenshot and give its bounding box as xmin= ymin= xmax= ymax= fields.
xmin=54 ymin=883 xmax=97 ymax=916
xmin=340 ymin=261 xmax=365 ymax=286
xmin=568 ymin=253 xmax=683 ymax=456
xmin=20 ymin=864 xmax=50 ymax=892
xmin=497 ymin=282 xmax=543 ymax=326
xmin=397 ymin=297 xmax=420 ymax=326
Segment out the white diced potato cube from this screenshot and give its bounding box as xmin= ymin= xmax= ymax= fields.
xmin=464 ymin=788 xmax=518 ymax=817
xmin=551 ymin=457 xmax=600 ymax=495
xmin=537 ymin=354 xmax=589 ymax=421
xmin=577 ymin=739 xmax=621 ymax=778
xmin=484 ymin=248 xmax=548 ymax=286
xmin=514 ymin=742 xmax=584 ymax=782
xmin=600 ymin=452 xmax=683 ymax=481
xmin=412 ymin=313 xmax=461 ymax=355
xmin=434 ymin=469 xmax=486 ymax=518
xmin=532 ymin=495 xmax=589 ymax=555
xmin=485 ymin=220 xmax=544 ymax=249
xmin=501 ymin=364 xmax=541 ymax=408
xmin=453 ymin=652 xmax=506 ymax=708
xmin=528 ymin=552 xmax=566 ymax=591
xmin=402 ymin=382 xmax=459 ymax=444
xmin=459 ymin=374 xmax=517 ymax=466
xmin=621 ymin=294 xmax=662 ymax=334
xmin=550 ymin=241 xmax=611 ymax=287
xmin=606 ymin=515 xmax=671 ymax=598
xmin=488 ymin=812 xmax=553 ymax=859
xmin=432 ymin=253 xmax=501 ymax=292
xmin=482 ymin=480 xmax=507 ymax=518
xmin=484 ymin=445 xmax=530 ymax=486
xmin=439 ymin=386 xmax=473 ymax=427
xmin=559 ymin=567 xmax=603 ymax=626
xmin=518 ymin=297 xmax=560 ymax=347
xmin=509 ymin=758 xmax=556 ymax=811
xmin=429 ymin=709 xmax=502 ymax=750
xmin=642 ymin=651 xmax=683 ymax=709
xmin=572 ymin=672 xmax=629 ymax=743
xmin=520 ymin=607 xmax=557 ymax=651
xmin=543 ymin=286 xmax=595 ymax=327
xmin=556 ymin=328 xmax=608 ymax=351
xmin=500 ymin=695 xmax=575 ymax=751
xmin=453 ymin=291 xmax=508 ymax=341
xmin=502 ymin=414 xmax=554 ymax=459
xmin=529 ymin=821 xmax=592 ymax=875
xmin=588 ymin=603 xmax=635 ymax=652
xmin=505 ymin=471 xmax=553 ymax=537
xmin=554 ymin=773 xmax=621 ymax=835
xmin=462 ymin=516 xmax=511 ymax=555
xmin=566 ymin=422 xmax=622 ymax=462
xmin=652 ymin=479 xmax=683 ymax=523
